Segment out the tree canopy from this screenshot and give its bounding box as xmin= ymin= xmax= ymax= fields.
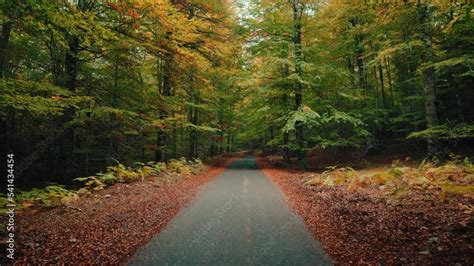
xmin=1 ymin=0 xmax=473 ymax=182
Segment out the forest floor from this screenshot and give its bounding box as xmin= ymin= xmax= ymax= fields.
xmin=5 ymin=157 xmax=235 ymax=265
xmin=257 ymin=156 xmax=474 ymax=265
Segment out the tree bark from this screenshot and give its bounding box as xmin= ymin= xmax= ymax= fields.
xmin=385 ymin=59 xmax=395 ymax=107
xmin=226 ymin=131 xmax=231 ymax=153
xmin=156 ymin=53 xmax=173 ymax=162
xmin=378 ymin=64 xmax=387 ymax=108
xmin=58 ymin=35 xmax=80 ymax=179
xmin=370 ymin=65 xmax=379 ymax=109
xmin=283 ymin=132 xmax=290 ymax=163
xmin=188 ymin=96 xmax=199 ymax=159
xmin=0 ymin=21 xmax=12 ymax=78
xmin=281 ymin=62 xmax=291 ymax=164
xmin=418 ymin=2 xmax=441 ymax=158
xmin=0 ymin=21 xmax=12 ymax=155
xmin=291 ymin=1 xmax=305 ymax=167
xmin=351 ymin=16 xmax=367 ymax=94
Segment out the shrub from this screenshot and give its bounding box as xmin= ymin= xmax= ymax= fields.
xmin=305 ymin=157 xmax=474 ymax=196
xmin=15 ymin=186 xmax=78 ymax=209
xmin=75 ymin=158 xmax=207 ymax=190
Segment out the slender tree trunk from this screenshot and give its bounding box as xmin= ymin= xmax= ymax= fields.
xmin=283 ymin=132 xmax=290 ymax=163
xmin=385 ymin=59 xmax=395 ymax=107
xmin=231 ymin=134 xmax=235 ymax=153
xmin=59 ymin=35 xmax=79 ymax=179
xmin=346 ymin=56 xmax=356 ymax=88
xmin=0 ymin=21 xmax=12 ymax=78
xmin=373 ymin=65 xmax=379 ymax=108
xmin=350 ymin=17 xmax=367 ymax=95
xmin=356 ymin=53 xmax=366 ymax=93
xmin=172 ymin=120 xmax=177 ymax=158
xmin=291 ymin=1 xmax=305 ymax=167
xmin=418 ymin=2 xmax=441 ymax=158
xmin=156 ymin=53 xmax=173 ymax=162
xmin=188 ymin=96 xmax=199 ymax=159
xmin=281 ymin=62 xmax=291 ymax=164
xmin=155 ymin=125 xmax=166 ymax=162
xmin=1 ymin=21 xmax=12 ymax=155
xmin=226 ymin=131 xmax=231 ymax=153
xmin=378 ymin=64 xmax=387 ymax=108
xmin=210 ymin=139 xmax=216 ymax=157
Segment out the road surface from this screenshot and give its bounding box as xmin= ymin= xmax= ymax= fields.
xmin=129 ymin=157 xmax=331 ymax=265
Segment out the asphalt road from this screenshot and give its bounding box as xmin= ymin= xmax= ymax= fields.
xmin=129 ymin=157 xmax=332 ymax=266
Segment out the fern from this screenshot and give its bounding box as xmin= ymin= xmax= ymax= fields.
xmin=282 ymin=106 xmax=321 ymax=133
xmin=408 ymin=123 xmax=474 ymax=140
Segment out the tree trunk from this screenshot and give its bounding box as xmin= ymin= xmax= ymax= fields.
xmin=283 ymin=132 xmax=290 ymax=163
xmin=226 ymin=131 xmax=231 ymax=153
xmin=210 ymin=140 xmax=216 ymax=157
xmin=346 ymin=56 xmax=356 ymax=88
xmin=155 ymin=125 xmax=166 ymax=162
xmin=356 ymin=52 xmax=366 ymax=93
xmin=385 ymin=59 xmax=395 ymax=107
xmin=156 ymin=53 xmax=173 ymax=162
xmin=58 ymin=35 xmax=80 ymax=179
xmin=373 ymin=65 xmax=379 ymax=108
xmin=188 ymin=96 xmax=199 ymax=159
xmin=378 ymin=64 xmax=387 ymax=108
xmin=281 ymin=62 xmax=291 ymax=164
xmin=231 ymin=134 xmax=235 ymax=153
xmin=0 ymin=21 xmax=12 ymax=78
xmin=172 ymin=121 xmax=178 ymax=158
xmin=292 ymin=1 xmax=305 ymax=167
xmin=418 ymin=2 xmax=441 ymax=158
xmin=0 ymin=21 xmax=12 ymax=155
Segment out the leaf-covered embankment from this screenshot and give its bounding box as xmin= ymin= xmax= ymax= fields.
xmin=12 ymin=157 xmax=235 ymax=265
xmin=257 ymin=157 xmax=473 ymax=264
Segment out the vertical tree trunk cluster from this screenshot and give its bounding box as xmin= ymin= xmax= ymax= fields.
xmin=0 ymin=20 xmax=11 ymax=78
xmin=0 ymin=20 xmax=12 ymax=154
xmin=156 ymin=53 xmax=173 ymax=162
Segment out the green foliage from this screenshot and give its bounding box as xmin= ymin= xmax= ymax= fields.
xmin=305 ymin=157 xmax=474 ymax=196
xmin=408 ymin=123 xmax=474 ymax=140
xmin=235 ymin=1 xmax=473 ymax=161
xmin=0 ymin=80 xmax=91 ymax=117
xmin=1 ymin=0 xmax=473 ymax=182
xmin=311 ymin=110 xmax=371 ymax=149
xmin=15 ymin=186 xmax=78 ymax=208
xmin=282 ymin=106 xmax=321 ymax=133
xmin=1 ymin=0 xmax=239 ymax=184
xmin=74 ymin=158 xmax=206 ymax=191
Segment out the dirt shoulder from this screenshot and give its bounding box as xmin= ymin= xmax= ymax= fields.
xmin=12 ymin=158 xmax=235 ymax=265
xmin=257 ymin=157 xmax=473 ymax=265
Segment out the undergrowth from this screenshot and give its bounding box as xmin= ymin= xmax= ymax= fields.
xmin=0 ymin=158 xmax=205 ymax=213
xmin=305 ymin=155 xmax=474 ymax=198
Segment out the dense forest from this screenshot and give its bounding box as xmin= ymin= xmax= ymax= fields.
xmin=238 ymin=0 xmax=474 ymax=166
xmin=1 ymin=0 xmax=473 ymax=183
xmin=1 ymin=0 xmax=473 ymax=264
xmin=1 ymin=0 xmax=241 ymax=184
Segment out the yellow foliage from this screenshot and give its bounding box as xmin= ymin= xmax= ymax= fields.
xmin=305 ymin=159 xmax=474 ymax=196
xmin=369 ymin=172 xmax=391 ymax=186
xmin=305 ymin=175 xmax=324 ymax=186
xmin=439 ymin=184 xmax=474 ymax=196
xmin=426 ymin=163 xmax=469 ymax=183
xmin=347 ymin=175 xmax=367 ymax=192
